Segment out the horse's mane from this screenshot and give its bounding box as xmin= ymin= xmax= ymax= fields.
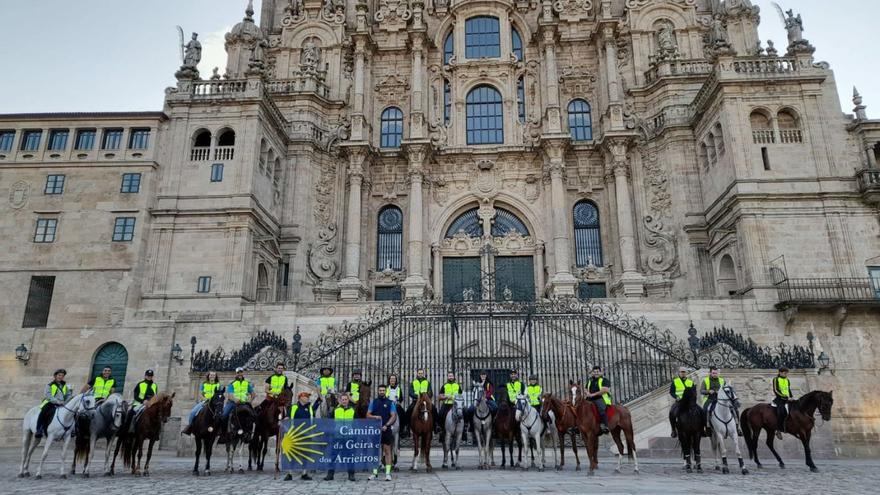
xmin=795 ymin=389 xmax=831 ymax=410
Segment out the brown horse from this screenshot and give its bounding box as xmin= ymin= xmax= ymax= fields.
xmin=493 ymin=395 xmax=522 ymax=469
xmin=541 ymin=393 xmax=582 ymax=471
xmin=409 ymin=392 xmax=434 ymax=472
xmin=740 ymin=390 xmax=833 ymax=472
xmin=191 ymin=393 xmax=224 ymax=476
xmin=570 ymin=383 xmax=639 ymax=475
xmin=354 ymin=383 xmax=372 ymax=419
xmin=118 ymin=393 xmax=175 ymax=476
xmin=249 ymin=388 xmax=291 ymax=472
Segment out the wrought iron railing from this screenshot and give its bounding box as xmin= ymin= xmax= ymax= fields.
xmin=192 ymin=329 xmax=288 ymax=372
xmin=692 ymin=325 xmax=815 ymax=369
xmin=774 ymin=277 xmax=879 ymax=306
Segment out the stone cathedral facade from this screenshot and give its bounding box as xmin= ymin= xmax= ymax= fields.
xmin=1 ymin=0 xmax=879 ymax=454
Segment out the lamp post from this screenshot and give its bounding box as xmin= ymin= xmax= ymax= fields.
xmin=15 ymin=344 xmax=30 ymax=365
xmin=171 ymin=343 xmax=184 ymax=364
xmin=687 ymin=322 xmax=700 ymax=365
xmin=817 ymin=351 xmax=832 ymax=375
xmin=291 ymin=327 xmax=302 ymax=371
xmin=189 ymin=336 xmax=197 ymax=371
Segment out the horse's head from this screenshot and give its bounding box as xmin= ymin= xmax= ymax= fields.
xmin=277 ymin=387 xmax=293 ymax=408
xmin=679 ymin=384 xmax=697 ymax=407
xmin=105 ymin=394 xmax=126 ymax=429
xmin=208 ymin=392 xmax=225 ymax=414
xmin=817 ymin=390 xmax=834 ymax=421
xmin=514 ymin=394 xmax=528 ymax=421
xmin=155 ymin=393 xmax=175 ymax=423
xmin=569 ymin=382 xmax=582 ymax=406
xmin=452 ymin=395 xmax=464 ymax=422
xmin=472 ymin=385 xmax=484 ymax=403
xmin=417 ymin=393 xmax=431 ymax=422
xmin=80 ymin=392 xmax=97 ymax=412
xmin=540 ymin=393 xmax=555 ymax=421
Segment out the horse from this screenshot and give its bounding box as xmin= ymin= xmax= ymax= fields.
xmin=493 ymin=394 xmax=523 ymax=469
xmin=318 ymin=388 xmax=338 ymax=419
xmin=705 ymin=384 xmax=748 ymax=475
xmin=389 ymin=400 xmax=402 ymax=471
xmin=740 ymin=390 xmax=833 ymax=472
xmin=19 ymin=392 xmax=95 ymax=479
xmin=673 ymin=385 xmax=704 ymax=473
xmin=441 ymin=395 xmax=465 ymax=470
xmin=514 ymin=395 xmax=545 ymax=471
xmin=71 ymin=393 xmax=127 ymax=477
xmin=225 ymin=403 xmax=256 ymax=473
xmin=409 ymin=392 xmax=434 ymax=472
xmin=354 ymin=383 xmax=372 ymax=419
xmin=119 ymin=392 xmax=174 ymax=476
xmin=471 ymin=386 xmax=494 ymax=470
xmin=191 ymin=393 xmax=225 ymax=476
xmin=542 ymin=392 xmax=582 ymax=471
xmin=249 ymin=388 xmax=291 ymax=472
xmin=570 ymin=382 xmax=639 ymax=475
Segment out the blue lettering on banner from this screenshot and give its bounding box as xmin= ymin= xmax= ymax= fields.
xmin=279 ymin=418 xmax=382 ymax=470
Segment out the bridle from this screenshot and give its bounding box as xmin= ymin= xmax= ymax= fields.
xmin=516 ymin=398 xmax=540 ymax=433
xmin=53 ymin=393 xmax=92 ymax=433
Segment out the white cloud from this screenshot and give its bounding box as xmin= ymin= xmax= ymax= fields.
xmin=198 ymin=26 xmax=232 ymax=78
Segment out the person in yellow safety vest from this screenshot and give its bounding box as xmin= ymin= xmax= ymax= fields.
xmin=264 ymin=362 xmax=290 ymax=397
xmin=526 ymin=374 xmax=543 ymax=412
xmin=346 ymin=369 xmax=364 ymax=403
xmin=407 ymin=368 xmax=438 ymax=430
xmin=773 ymin=367 xmax=794 ymax=439
xmin=700 ymin=366 xmax=740 ymax=435
xmin=128 ymin=369 xmax=158 ymax=433
xmin=222 ymin=367 xmax=254 ymax=422
xmin=668 ymin=366 xmax=695 ymax=438
xmin=586 ymin=366 xmax=612 ymax=433
xmin=324 ymin=392 xmax=356 ymax=482
xmin=183 ymin=371 xmax=222 ymax=435
xmin=283 ymin=391 xmax=323 ymax=481
xmin=82 ymin=366 xmax=115 ymax=403
xmin=36 ymin=369 xmax=71 ymax=438
xmin=505 ymin=370 xmax=524 ymax=404
xmin=316 ymin=366 xmax=336 ymax=397
xmin=437 ymin=371 xmax=461 ymax=435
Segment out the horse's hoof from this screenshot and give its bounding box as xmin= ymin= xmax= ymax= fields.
xmin=238 ymin=468 xmax=244 ymax=474
xmin=722 ymin=467 xmax=729 ymax=474
xmin=696 ymin=467 xmax=703 ymax=474
xmin=143 ymin=472 xmax=150 ymax=477
xmin=779 ymin=463 xmax=785 ymax=469
xmin=634 ymin=468 xmax=640 ymax=475
xmin=205 ymin=470 xmax=211 ymax=476
xmin=60 ymin=474 xmax=67 ymax=480
xmin=742 ymin=469 xmax=749 ymax=475
xmin=539 ymin=467 xmax=545 ymax=473
xmin=576 ymin=465 xmax=581 ymax=471
xmin=426 ymin=467 xmax=433 ymax=473
xmin=192 ymin=470 xmax=199 ymax=476
xmin=685 ymin=468 xmax=692 ymax=474
xmin=715 ymin=466 xmax=721 ymax=471
xmin=614 ymin=468 xmax=621 ymax=474
xmin=455 ymin=466 xmax=461 ymax=471
xmin=83 ymin=472 xmax=90 ymax=478
xmin=810 ymin=467 xmax=819 ymax=473
xmin=35 ymin=475 xmax=42 ymax=480
xmin=442 ymin=464 xmax=448 ymax=470
xmin=588 ymin=470 xmax=595 ymax=477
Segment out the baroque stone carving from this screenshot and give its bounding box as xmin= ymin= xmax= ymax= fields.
xmin=643 ymin=215 xmax=680 ymax=276
xmin=558 ymin=64 xmax=597 ymax=97
xmin=308 ymin=224 xmax=340 ymax=281
xmin=8 ymin=181 xmax=29 ymax=209
xmin=375 ymin=74 xmax=410 ymax=104
xmin=374 ymin=0 xmax=412 ymax=32
xmin=553 ymin=0 xmax=593 ymax=16
xmin=625 ymin=0 xmax=695 ymax=8
xmin=641 ymin=149 xmax=671 ymax=216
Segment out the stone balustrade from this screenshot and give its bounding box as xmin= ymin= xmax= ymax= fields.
xmin=644 ymin=58 xmax=713 ymax=84
xmin=752 ymin=129 xmax=776 ymax=144
xmin=190 ymin=146 xmax=210 ymax=161
xmin=213 ymin=145 xmax=235 ymax=161
xmin=265 ymin=74 xmax=330 ymax=99
xmin=779 ymin=128 xmax=803 ymax=144
xmin=729 ymin=56 xmax=799 ymax=75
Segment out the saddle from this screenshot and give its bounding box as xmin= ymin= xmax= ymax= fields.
xmin=590 ymin=403 xmax=616 ymax=426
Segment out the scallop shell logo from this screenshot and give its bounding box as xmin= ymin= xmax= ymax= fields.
xmin=9 ymin=181 xmax=30 ymax=209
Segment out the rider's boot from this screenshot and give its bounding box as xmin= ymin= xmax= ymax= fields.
xmin=324 ymin=470 xmax=334 ymax=481
xmin=181 ymin=424 xmax=192 ymax=436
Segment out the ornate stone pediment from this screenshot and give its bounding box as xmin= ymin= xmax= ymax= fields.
xmin=374 ymin=0 xmax=412 ymax=32
xmin=441 ymin=231 xmax=483 ymax=253
xmin=554 ymin=0 xmax=594 ymax=22
xmin=558 ymin=64 xmax=597 ymax=97
xmin=625 ymin=0 xmax=695 ymax=10
xmin=491 ymin=229 xmax=535 ymax=252
xmin=375 ymin=74 xmax=410 ymax=104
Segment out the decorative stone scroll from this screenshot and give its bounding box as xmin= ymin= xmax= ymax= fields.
xmin=643 ymin=215 xmax=680 ymax=276
xmin=374 ymin=0 xmax=412 ymax=32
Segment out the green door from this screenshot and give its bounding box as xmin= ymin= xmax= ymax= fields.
xmin=443 ymin=257 xmax=482 ymax=302
xmin=91 ymin=342 xmax=128 ymax=394
xmin=494 ymin=256 xmax=535 ymax=302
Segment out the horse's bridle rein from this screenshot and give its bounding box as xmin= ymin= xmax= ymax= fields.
xmin=53 ymin=393 xmax=94 ymax=433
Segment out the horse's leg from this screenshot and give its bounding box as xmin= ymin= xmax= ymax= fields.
xmin=58 ymin=434 xmax=73 ymax=479
xmin=34 ymin=435 xmax=53 ymax=479
xmin=144 ymin=439 xmax=156 ymax=476
xmin=110 ymin=435 xmax=121 ymax=475
xmin=800 ymin=431 xmax=817 ymax=472
xmin=611 ymin=429 xmax=625 ymax=474
xmin=194 ymin=437 xmax=202 ymax=475
xmin=205 ymin=436 xmax=215 ymax=475
xmin=625 ymin=426 xmax=639 ymax=474
xmin=19 ymin=430 xmax=33 ymax=477
xmin=103 ymin=438 xmax=114 ymax=475
xmin=695 ymin=434 xmax=703 ymax=473
xmin=683 ymin=438 xmax=692 ymax=473
xmin=570 ymin=431 xmax=581 ymax=471
xmin=410 ymin=433 xmax=419 ymax=471
xmin=732 ymin=427 xmax=748 ymax=475
xmin=764 ymin=429 xmax=785 ymax=468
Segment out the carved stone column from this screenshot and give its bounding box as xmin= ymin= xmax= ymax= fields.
xmin=339 ymin=147 xmax=369 ymax=300
xmin=538 ymin=22 xmax=562 ymax=134
xmin=350 ymin=35 xmax=369 ymax=141
xmin=607 ymin=138 xmax=644 ymax=297
xmin=402 ymin=142 xmax=430 ymax=299
xmin=534 ymin=240 xmax=546 ymax=300
xmin=543 ymin=138 xmax=577 ymax=297
xmin=432 ymin=242 xmax=442 ymax=301
xmin=409 ymin=31 xmax=427 ymax=140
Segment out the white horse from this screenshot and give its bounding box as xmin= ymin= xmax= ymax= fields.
xmin=709 ymin=384 xmax=749 ymax=475
xmin=515 ymin=395 xmax=544 ymax=471
xmin=72 ymin=393 xmax=127 ymax=477
xmin=20 ymin=392 xmax=95 ymax=479
xmin=471 ymin=386 xmax=494 ymax=469
xmin=442 ymin=395 xmax=464 ymax=470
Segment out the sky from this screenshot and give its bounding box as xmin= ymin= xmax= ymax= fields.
xmin=0 ymin=0 xmax=876 ymax=117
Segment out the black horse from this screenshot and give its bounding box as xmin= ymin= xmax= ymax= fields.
xmin=675 ymin=386 xmax=704 ymax=473
xmin=191 ymin=394 xmax=225 ymax=476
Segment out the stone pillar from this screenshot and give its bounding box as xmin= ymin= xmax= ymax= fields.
xmin=432 ymin=242 xmax=442 ymax=301
xmin=607 ymin=138 xmax=644 ymax=297
xmin=543 ymin=138 xmax=577 ymax=297
xmin=350 ymin=39 xmax=368 ymax=141
xmin=539 ymin=26 xmax=562 ymax=134
xmin=339 ymin=148 xmax=368 ymax=300
xmin=534 ymin=241 xmax=546 ymax=300
xmin=402 ymin=143 xmax=430 ymax=299
xmin=409 ymin=34 xmax=426 ymax=140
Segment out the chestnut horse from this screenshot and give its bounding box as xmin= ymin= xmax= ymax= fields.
xmin=409 ymin=392 xmax=434 ymax=472
xmin=570 ymin=383 xmax=638 ymax=475
xmin=740 ymin=390 xmax=833 ymax=472
xmin=541 ymin=393 xmax=582 ymax=471
xmin=249 ymin=388 xmax=291 ymax=471
xmin=354 ymin=383 xmax=372 ymax=419
xmin=118 ymin=393 xmax=175 ymax=476
xmin=493 ymin=395 xmax=523 ymax=469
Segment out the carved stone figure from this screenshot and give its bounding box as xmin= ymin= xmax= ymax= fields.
xmin=183 ymin=33 xmax=202 ymax=68
xmin=656 ymin=22 xmax=679 ymax=60
xmin=301 ymin=39 xmax=321 ymax=71
xmin=784 ymin=9 xmax=803 ymax=44
xmin=250 ymin=38 xmax=268 ymax=68
xmin=711 ymin=15 xmax=728 ymax=44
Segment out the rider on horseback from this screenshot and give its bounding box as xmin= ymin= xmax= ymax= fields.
xmin=182 ymin=371 xmax=222 ymax=435
xmin=526 ymin=374 xmax=543 ymax=416
xmin=317 ymin=366 xmax=335 ymax=397
xmin=471 ymin=370 xmax=497 ymax=413
xmin=221 ymin=367 xmax=254 ymax=441
xmin=265 ymin=362 xmax=289 ymax=399
xmin=408 ymin=369 xmax=437 ymax=431
xmin=35 ymin=369 xmax=70 ymax=439
xmin=128 ymin=369 xmax=157 ymax=433
xmin=773 ymin=367 xmax=793 ymax=440
xmin=586 ymin=366 xmax=611 ymax=433
xmin=438 ymin=371 xmax=461 ymax=436
xmin=700 ymin=367 xmax=723 ymax=435
xmin=669 ymin=366 xmax=695 ymax=438
xmin=82 ymin=366 xmax=115 ymax=403
xmin=506 ymin=370 xmax=524 ymax=403
xmin=346 ymin=369 xmax=364 ymax=403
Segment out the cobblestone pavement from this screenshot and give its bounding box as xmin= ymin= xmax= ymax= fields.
xmin=4 ymin=447 xmax=879 ymax=495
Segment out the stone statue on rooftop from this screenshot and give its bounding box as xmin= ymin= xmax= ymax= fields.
xmin=183 ymin=33 xmax=202 ymax=68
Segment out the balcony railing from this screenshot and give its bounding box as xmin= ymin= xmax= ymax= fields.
xmin=214 ymin=146 xmax=235 ymax=161
xmin=779 ymin=129 xmax=803 ymax=144
xmin=644 ymin=58 xmax=714 ymax=84
xmin=857 ymin=168 xmax=880 ymax=192
xmin=191 ymin=147 xmax=210 ymax=162
xmin=775 ymin=277 xmax=880 ymax=308
xmin=752 ymin=129 xmax=776 ymax=144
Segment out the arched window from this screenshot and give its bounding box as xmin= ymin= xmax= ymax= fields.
xmin=567 ymin=99 xmax=593 ymax=141
xmin=511 ymin=27 xmax=523 ymax=61
xmin=573 ymin=201 xmax=602 ymax=267
xmin=717 ymin=254 xmax=738 ymax=296
xmin=217 ymin=129 xmax=236 ymax=146
xmin=191 ymin=130 xmax=211 ymax=161
xmin=443 ymin=79 xmax=451 ymax=125
xmin=91 ymin=342 xmax=128 ymax=394
xmin=465 ymin=16 xmax=501 ymax=59
xmin=445 ymin=206 xmax=529 ymax=237
xmin=193 ymin=129 xmax=212 ymax=147
xmin=273 ymin=158 xmax=282 ymax=188
xmin=256 ymin=263 xmax=270 ymax=302
xmin=380 ymin=107 xmax=404 ymax=148
xmin=377 ymin=205 xmax=403 ymax=270
xmin=445 ymin=207 xmax=482 ymax=238
xmin=516 ymin=77 xmax=526 ymax=123
xmin=777 ymin=109 xmax=803 ymax=143
xmin=443 ymin=32 xmax=454 ymax=65
xmin=466 ymin=85 xmax=504 ymax=145
xmin=750 ymin=110 xmax=774 ymax=144
xmin=491 ymin=207 xmax=529 ymax=236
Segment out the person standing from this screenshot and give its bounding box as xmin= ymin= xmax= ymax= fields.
xmin=36 ymin=369 xmax=70 ymax=438
xmin=366 ymin=384 xmax=397 ymax=481
xmin=284 ymin=391 xmax=322 ymax=481
xmin=325 ymin=392 xmax=357 ymax=482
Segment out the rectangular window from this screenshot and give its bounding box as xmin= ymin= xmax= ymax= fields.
xmin=210 ymin=163 xmax=224 ymax=182
xmin=22 ymin=276 xmax=55 ymax=328
xmin=375 ymin=286 xmax=402 ymax=302
xmin=197 ymin=276 xmax=212 ymax=293
xmin=870 ymin=267 xmax=880 ymax=299
xmin=112 ymin=217 xmax=136 ymax=242
xmin=48 ymin=130 xmax=69 ymax=151
xmin=0 ymin=130 xmax=16 ymax=151
xmin=761 ymin=147 xmax=771 ymax=170
xmin=465 ymin=16 xmax=501 ymax=59
xmin=282 ymin=263 xmax=290 ymax=286
xmin=44 ymin=174 xmax=65 ymax=194
xmin=102 ymin=129 xmax=124 ymax=150
xmin=21 ymin=130 xmax=42 ymax=151
xmin=75 ymin=129 xmax=96 ymax=150
xmin=120 ymin=173 xmax=141 ymax=193
xmin=128 ymin=128 xmax=150 ymax=149
xmin=577 ymin=282 xmax=607 ymax=300
xmin=34 ymin=218 xmax=58 ymax=243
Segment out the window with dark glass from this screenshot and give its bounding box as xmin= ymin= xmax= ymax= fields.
xmin=121 ymin=173 xmax=141 ymax=193
xmin=377 ymin=205 xmax=403 ymax=271
xmin=44 ymin=174 xmax=65 ymax=194
xmin=512 ymin=27 xmax=523 ymax=61
xmin=197 ymin=276 xmax=212 ymax=293
xmin=491 ymin=207 xmax=530 ymax=236
xmin=517 ymin=77 xmax=525 ymax=123
xmin=128 ymin=128 xmax=150 ymax=149
xmin=102 ymin=129 xmax=124 ymax=150
xmin=375 ymin=286 xmax=402 ymax=302
xmin=48 ymin=130 xmax=68 ymax=151
xmin=34 ymin=218 xmax=58 ymax=243
xmin=443 ymin=79 xmax=451 ymax=125
xmin=0 ymin=130 xmax=14 ymax=151
xmin=21 ymin=130 xmax=42 ymax=151
xmin=445 ymin=207 xmax=482 ymax=238
xmin=573 ymin=200 xmax=602 ymax=266
xmin=568 ymin=99 xmax=593 ymax=141
xmin=22 ymin=276 xmax=55 ymax=328
xmin=443 ymin=32 xmax=454 ymax=65
xmin=380 ymin=107 xmax=404 ymax=148
xmin=112 ymin=217 xmax=136 ymax=242
xmin=578 ymin=282 xmax=607 ymax=300
xmin=75 ymin=129 xmax=96 ymax=150
xmin=466 ymin=85 xmax=504 ymax=145
xmin=465 ymin=16 xmax=501 ymax=59
xmin=211 ymin=163 xmax=224 ymax=182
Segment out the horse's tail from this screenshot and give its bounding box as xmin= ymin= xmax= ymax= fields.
xmin=121 ymin=431 xmax=135 ymax=468
xmin=74 ymin=415 xmax=91 ymax=463
xmin=740 ymin=407 xmax=755 ymax=460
